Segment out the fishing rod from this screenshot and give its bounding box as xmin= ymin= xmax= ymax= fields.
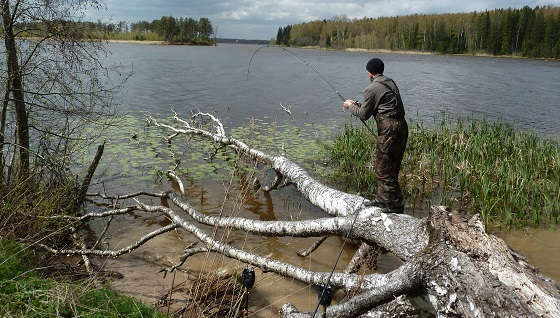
xmin=249 ymin=45 xmax=374 ymax=317
xmin=247 ymin=45 xmax=376 ymax=136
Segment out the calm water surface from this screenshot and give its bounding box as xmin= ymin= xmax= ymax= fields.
xmin=107 ymin=43 xmax=560 ymax=137
xmin=90 ymin=43 xmax=560 ymax=315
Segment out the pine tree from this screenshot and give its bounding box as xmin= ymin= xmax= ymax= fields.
xmin=531 ymin=10 xmax=546 ymax=56
xmin=478 ymin=11 xmax=491 ymax=50
xmin=276 ymin=27 xmax=283 ymax=45
xmin=501 ymin=10 xmax=514 ymax=54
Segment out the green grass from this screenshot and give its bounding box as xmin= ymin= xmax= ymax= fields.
xmin=0 ymin=240 xmax=165 ymax=318
xmin=321 ymin=117 xmax=560 ymax=229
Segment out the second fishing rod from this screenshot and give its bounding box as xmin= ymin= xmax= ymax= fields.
xmin=247 ymin=45 xmax=376 ymax=136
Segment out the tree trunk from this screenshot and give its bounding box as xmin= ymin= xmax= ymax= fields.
xmin=2 ymin=0 xmax=30 ymax=180
xmin=0 ymin=80 xmax=10 ymax=185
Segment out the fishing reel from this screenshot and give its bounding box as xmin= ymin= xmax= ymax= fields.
xmin=316 ymin=283 xmax=333 ymax=307
xmin=241 ymin=267 xmax=255 ymax=290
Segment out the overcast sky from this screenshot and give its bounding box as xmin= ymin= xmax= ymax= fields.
xmin=87 ymin=0 xmax=560 ymax=40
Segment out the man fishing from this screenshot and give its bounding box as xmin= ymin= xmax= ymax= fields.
xmin=343 ymin=58 xmax=408 ymax=213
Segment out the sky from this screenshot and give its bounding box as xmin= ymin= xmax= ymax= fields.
xmin=87 ymin=0 xmax=560 ymax=40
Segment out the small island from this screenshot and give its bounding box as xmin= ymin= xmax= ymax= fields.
xmin=86 ymin=16 xmax=217 ymax=45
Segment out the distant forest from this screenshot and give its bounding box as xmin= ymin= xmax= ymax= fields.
xmin=276 ymin=6 xmax=560 ymax=58
xmin=78 ymin=16 xmax=216 ymax=44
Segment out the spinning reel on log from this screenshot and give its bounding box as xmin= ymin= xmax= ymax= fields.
xmin=241 ymin=267 xmax=256 ymax=316
xmin=315 ymin=283 xmax=333 ymax=317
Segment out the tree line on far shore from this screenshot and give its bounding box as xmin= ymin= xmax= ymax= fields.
xmin=74 ymin=16 xmax=216 ymax=44
xmin=276 ymin=6 xmax=560 ymax=58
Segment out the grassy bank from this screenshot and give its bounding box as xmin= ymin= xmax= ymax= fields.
xmin=0 ymin=175 xmax=164 ymax=317
xmin=320 ymin=118 xmax=560 ymax=228
xmin=0 ymin=239 xmax=164 ymax=317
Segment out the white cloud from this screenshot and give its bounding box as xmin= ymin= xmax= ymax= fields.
xmin=86 ymin=0 xmax=560 ymax=39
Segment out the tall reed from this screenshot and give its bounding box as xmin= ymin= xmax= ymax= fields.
xmin=322 ymin=118 xmax=560 ymax=229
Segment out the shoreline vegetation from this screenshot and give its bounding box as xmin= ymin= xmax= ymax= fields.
xmin=95 ymin=16 xmax=217 ymax=46
xmin=297 ymin=45 xmax=560 ymax=61
xmin=0 ymin=240 xmax=164 ymax=317
xmin=275 ymin=5 xmax=560 ymax=60
xmin=0 ymin=175 xmax=164 ymax=317
xmin=319 ymin=117 xmax=560 ymax=229
xmin=14 ymin=15 xmax=218 ymax=46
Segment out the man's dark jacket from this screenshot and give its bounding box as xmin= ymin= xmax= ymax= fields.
xmin=348 ymin=75 xmax=405 ymax=121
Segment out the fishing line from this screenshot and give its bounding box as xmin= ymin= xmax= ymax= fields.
xmin=247 ymin=45 xmax=373 ymax=316
xmin=311 ymin=206 xmax=362 ymax=318
xmin=247 ymin=45 xmax=376 ymax=136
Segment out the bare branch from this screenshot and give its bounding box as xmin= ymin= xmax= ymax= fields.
xmin=91 ymin=216 xmax=113 ymax=250
xmin=280 ymin=103 xmax=293 ymax=117
xmin=166 ymin=170 xmax=185 ymax=196
xmin=297 ymin=236 xmax=328 ymax=257
xmin=39 ymin=224 xmax=179 ymax=257
xmin=160 ymin=246 xmax=209 ymax=277
xmin=136 ymin=201 xmax=362 ymax=290
xmin=44 ymin=206 xmax=137 ymax=221
xmin=148 ymin=113 xmax=369 ymax=217
xmin=345 ymin=243 xmax=380 ymax=274
xmin=168 ymin=192 xmax=348 ymax=238
xmin=191 ymin=111 xmax=225 ymax=136
xmin=86 ymin=191 xmax=166 ymax=200
xmin=282 ymin=262 xmax=421 ymax=318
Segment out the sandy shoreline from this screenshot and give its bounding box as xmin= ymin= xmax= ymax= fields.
xmin=107 ymin=39 xmax=167 ymax=45
xmin=296 ymin=45 xmax=559 ymax=61
xmin=106 ymin=39 xmax=216 ymax=46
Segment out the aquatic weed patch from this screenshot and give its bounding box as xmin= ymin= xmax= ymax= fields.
xmin=88 ymin=115 xmax=336 ymax=188
xmin=322 ymin=118 xmax=560 ymax=228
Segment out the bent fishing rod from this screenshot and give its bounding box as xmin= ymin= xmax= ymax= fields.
xmin=248 ymin=45 xmax=374 ymax=317
xmin=247 ymin=45 xmax=376 ymax=136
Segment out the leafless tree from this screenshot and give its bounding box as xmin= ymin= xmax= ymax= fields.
xmin=1 ymin=0 xmax=126 ymax=184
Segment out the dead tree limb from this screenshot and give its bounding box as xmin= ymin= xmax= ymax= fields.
xmin=345 ymin=243 xmax=380 ymax=274
xmin=40 ymin=112 xmax=560 ymax=317
xmin=73 ymin=142 xmax=104 ymax=213
xmin=149 ymin=113 xmax=560 ymax=317
xmin=297 ymin=236 xmax=328 ymax=257
xmin=40 ymin=224 xmax=179 ymax=257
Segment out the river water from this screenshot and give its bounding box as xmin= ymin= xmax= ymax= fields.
xmin=88 ymin=43 xmax=560 ymax=316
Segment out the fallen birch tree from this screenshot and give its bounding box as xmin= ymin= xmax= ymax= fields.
xmin=43 ymin=112 xmax=560 ymax=317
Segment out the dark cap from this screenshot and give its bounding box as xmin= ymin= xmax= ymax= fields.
xmin=366 ymin=58 xmax=384 ymax=75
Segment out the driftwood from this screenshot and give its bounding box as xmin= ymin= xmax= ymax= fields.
xmin=42 ymin=112 xmax=560 ymax=317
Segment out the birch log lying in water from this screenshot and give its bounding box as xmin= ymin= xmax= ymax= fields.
xmin=44 ymin=112 xmax=560 ymax=317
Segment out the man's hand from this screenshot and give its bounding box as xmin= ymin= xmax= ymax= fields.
xmin=343 ymin=100 xmax=357 ymax=110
